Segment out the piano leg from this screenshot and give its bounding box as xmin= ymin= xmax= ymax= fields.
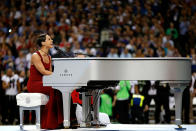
xmin=169 ymin=83 xmax=188 ymax=128
xmin=92 ymin=89 xmax=101 ymax=126
xmin=61 ymin=90 xmax=71 ymax=128
xmin=80 ymin=91 xmax=92 ymax=127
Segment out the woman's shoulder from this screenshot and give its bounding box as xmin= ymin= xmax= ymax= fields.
xmin=32 ymin=52 xmax=37 ymax=55
xmin=31 ymin=52 xmax=41 ymax=60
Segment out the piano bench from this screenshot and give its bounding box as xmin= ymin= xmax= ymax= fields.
xmin=16 ymin=93 xmax=49 ymax=130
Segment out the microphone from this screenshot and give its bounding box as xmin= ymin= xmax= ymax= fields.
xmin=54 ymin=46 xmax=65 ymax=55
xmin=53 ymin=46 xmax=74 ymax=58
xmin=54 ymin=45 xmax=95 ymax=57
xmin=74 ymin=52 xmax=94 ymax=57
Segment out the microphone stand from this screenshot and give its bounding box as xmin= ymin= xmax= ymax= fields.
xmin=53 ymin=46 xmax=94 ymax=58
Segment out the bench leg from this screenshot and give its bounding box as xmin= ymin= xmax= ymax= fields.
xmin=35 ymin=107 xmax=40 ymax=129
xmin=19 ymin=107 xmax=23 ymax=130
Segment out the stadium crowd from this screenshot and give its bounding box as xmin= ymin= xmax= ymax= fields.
xmin=0 ymin=0 xmax=196 ymax=125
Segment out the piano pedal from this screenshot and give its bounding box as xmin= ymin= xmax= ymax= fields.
xmin=80 ymin=122 xmax=91 ymax=128
xmin=70 ymin=124 xmax=79 ymax=129
xmin=91 ymin=122 xmax=106 ymax=128
xmin=91 ymin=124 xmax=100 ymax=128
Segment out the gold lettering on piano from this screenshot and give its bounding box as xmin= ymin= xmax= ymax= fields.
xmin=60 ymin=73 xmax=72 ymax=77
xmin=59 ymin=69 xmax=72 ymax=77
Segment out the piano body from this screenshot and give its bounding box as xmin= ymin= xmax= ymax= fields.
xmin=43 ymin=57 xmax=191 ymax=128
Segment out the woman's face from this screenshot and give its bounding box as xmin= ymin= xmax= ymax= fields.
xmin=43 ymin=35 xmax=53 ymax=48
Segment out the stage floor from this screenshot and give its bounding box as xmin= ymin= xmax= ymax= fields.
xmin=0 ymin=124 xmax=196 ymax=131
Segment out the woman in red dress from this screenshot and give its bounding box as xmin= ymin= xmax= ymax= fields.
xmin=27 ymin=34 xmax=63 ymax=129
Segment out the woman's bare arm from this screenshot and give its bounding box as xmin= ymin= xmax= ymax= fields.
xmin=49 ymin=56 xmax=52 ymax=72
xmin=31 ymin=53 xmax=52 ymax=75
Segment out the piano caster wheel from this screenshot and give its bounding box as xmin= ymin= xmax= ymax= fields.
xmin=63 ymin=120 xmax=70 ymax=128
xmin=36 ymin=123 xmax=40 ymax=129
xmin=64 ymin=126 xmax=70 ymax=129
xmin=175 ymin=125 xmax=186 ymax=130
xmin=91 ymin=123 xmax=106 ymax=128
xmin=20 ymin=124 xmax=23 ymax=130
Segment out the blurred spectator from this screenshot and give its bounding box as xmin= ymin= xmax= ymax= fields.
xmin=135 ymin=49 xmax=144 ymax=57
xmin=18 ymin=70 xmax=27 ymax=92
xmin=1 ymin=68 xmax=20 ymax=124
xmin=2 ymin=49 xmax=15 ymax=70
xmin=73 ymin=42 xmax=84 ymax=54
xmin=126 ymin=39 xmax=136 ymax=55
xmin=155 ymin=81 xmax=171 ymax=124
xmin=189 ymin=73 xmax=196 ymax=123
xmin=15 ymin=51 xmax=26 ymax=72
xmin=190 ymin=48 xmax=196 ymax=64
xmin=84 ymin=47 xmax=96 ymax=57
xmin=166 ymin=22 xmax=178 ymax=40
xmin=130 ymin=84 xmax=147 ymax=124
xmin=107 ymin=48 xmax=119 ymax=58
xmin=120 ymin=48 xmax=132 ymax=58
xmin=0 ymin=51 xmax=4 ymax=123
xmin=182 ymin=81 xmax=191 ymax=124
xmin=115 ymin=80 xmax=131 ymax=124
xmin=26 ymin=48 xmax=34 ymax=70
xmin=142 ymin=81 xmax=158 ymax=124
xmin=100 ymin=88 xmax=116 ymax=118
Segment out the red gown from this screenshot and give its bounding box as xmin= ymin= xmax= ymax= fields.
xmin=27 ymin=51 xmax=63 ymax=129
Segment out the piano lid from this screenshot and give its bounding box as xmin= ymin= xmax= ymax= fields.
xmin=52 ymin=57 xmax=191 ymax=61
xmin=43 ymin=57 xmax=191 ymax=87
